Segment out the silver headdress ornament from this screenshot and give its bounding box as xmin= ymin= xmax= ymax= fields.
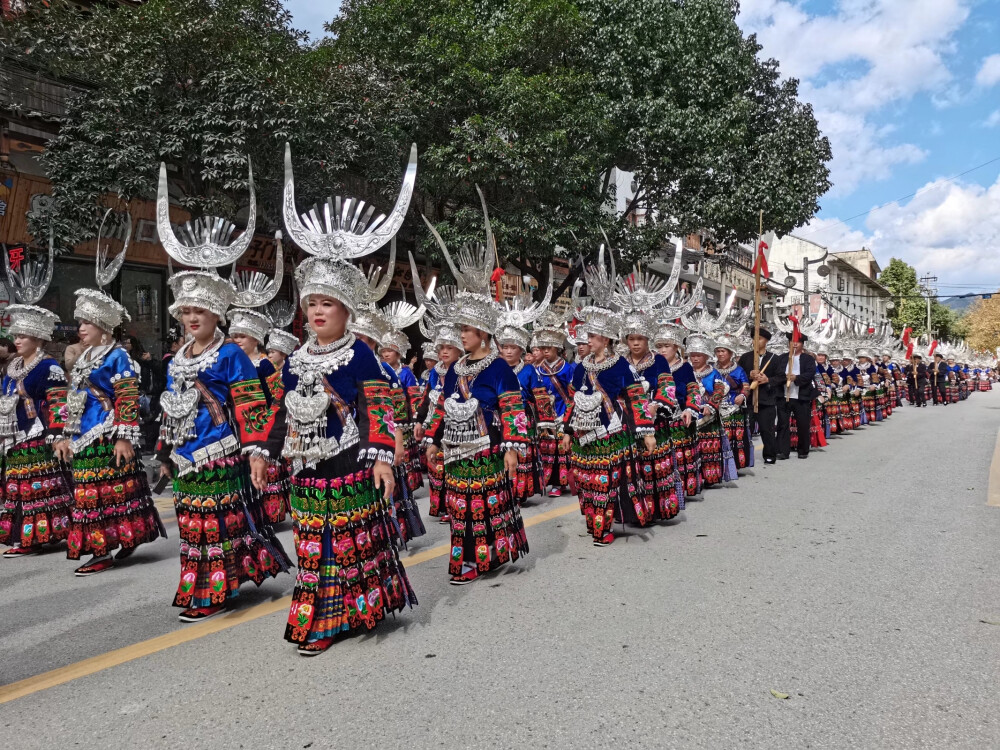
xmin=378 ymin=299 xmax=427 ymax=357
xmin=653 ymin=322 xmax=686 ymax=348
xmin=613 ymin=259 xmax=676 ymax=340
xmin=685 ymin=332 xmax=716 ymax=358
xmin=532 ymin=308 xmax=570 ymax=350
xmin=410 ymin=264 xmax=464 ymax=352
xmin=157 ymin=160 xmax=270 ymax=324
xmin=421 ymin=341 xmax=439 ymax=361
xmin=229 ymin=307 xmax=273 ymax=345
xmin=420 ymin=185 xmax=504 ymax=335
xmin=267 ymin=328 xmax=300 ymax=356
xmin=230 ymin=231 xmax=284 ymax=309
xmin=4 ymin=224 xmax=59 ymax=341
xmin=495 ymin=273 xmax=554 ymax=351
xmin=73 ymin=211 xmax=132 ymax=333
xmin=714 ymin=333 xmax=741 ymax=354
xmin=575 ymin=244 xmax=623 ymax=340
xmin=284 ymin=142 xmax=416 ymax=316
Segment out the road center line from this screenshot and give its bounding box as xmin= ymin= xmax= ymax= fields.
xmin=0 ymin=500 xmax=579 ymax=705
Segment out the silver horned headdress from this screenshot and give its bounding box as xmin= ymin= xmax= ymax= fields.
xmin=284 ymin=142 xmax=417 ymax=316
xmin=5 ymin=225 xmax=59 ymax=341
xmin=73 ymin=210 xmax=132 ymax=332
xmin=496 ymin=274 xmax=553 ymax=351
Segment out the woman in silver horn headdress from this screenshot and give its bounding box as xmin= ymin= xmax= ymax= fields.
xmin=559 ymin=247 xmax=658 ymax=546
xmin=262 ymin=143 xmax=416 ymax=654
xmin=52 ymin=217 xmax=166 ymax=576
xmin=155 ymin=163 xmax=291 ymax=621
xmin=421 ymin=195 xmax=533 ymax=584
xmin=0 ymin=239 xmax=73 ymax=557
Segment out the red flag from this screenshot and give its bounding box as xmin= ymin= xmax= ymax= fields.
xmin=902 ymin=327 xmax=912 ymax=347
xmin=789 ymin=314 xmax=801 ymax=344
xmin=752 ymin=240 xmax=769 ymax=278
xmin=905 ymin=342 xmax=914 ymax=359
xmin=490 ymin=267 xmax=505 ymax=302
xmin=928 ymin=340 xmax=938 ymax=358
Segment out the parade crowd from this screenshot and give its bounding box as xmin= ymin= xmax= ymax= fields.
xmin=1 ymin=146 xmax=996 ymax=656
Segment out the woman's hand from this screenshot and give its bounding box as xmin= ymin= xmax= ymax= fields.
xmin=643 ymin=435 xmax=657 ymax=453
xmin=701 ymin=404 xmax=713 ymax=417
xmin=249 ymin=455 xmax=268 ymax=491
xmin=682 ymin=411 xmax=692 ymax=427
xmin=414 ymin=424 xmax=425 ymax=441
xmin=560 ymin=434 xmax=572 ymax=452
xmin=734 ymin=394 xmax=746 ymax=405
xmin=394 ymin=431 xmax=404 ymax=466
xmin=159 ymin=461 xmax=173 ymax=479
xmin=113 ymin=439 xmax=134 ymax=467
xmin=504 ymin=449 xmax=518 ymax=480
xmin=373 ymin=459 xmax=395 ymax=500
xmin=53 ymin=439 xmax=73 ymax=462
xmin=425 ymin=444 xmax=438 ymax=470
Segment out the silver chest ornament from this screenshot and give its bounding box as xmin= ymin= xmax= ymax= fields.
xmin=159 ymin=335 xmax=224 ymax=446
xmin=441 ymin=393 xmax=490 ymax=462
xmin=63 ymin=345 xmax=113 ymax=437
xmin=284 ymin=338 xmax=358 ymax=467
xmin=569 ymin=389 xmax=603 ymax=434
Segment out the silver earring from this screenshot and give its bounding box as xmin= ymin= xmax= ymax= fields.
xmin=481 ymin=339 xmax=487 ymax=349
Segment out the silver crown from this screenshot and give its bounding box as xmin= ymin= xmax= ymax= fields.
xmin=421 ymin=341 xmax=439 ymax=361
xmin=378 ymin=299 xmax=425 ymax=356
xmin=267 ymin=328 xmax=300 ymax=356
xmin=496 ymin=325 xmax=532 ymax=351
xmin=428 ymin=320 xmax=463 ymax=351
xmin=169 ymin=270 xmax=237 ymax=323
xmin=653 ymin=322 xmax=686 ymax=347
xmin=714 ymin=333 xmax=740 ymax=354
xmin=380 ymin=330 xmax=410 ymax=357
xmin=7 ymin=305 xmax=59 ymax=341
xmin=495 ymin=273 xmax=553 ymax=351
xmin=74 ymin=288 xmax=131 ymax=332
xmin=350 ymin=304 xmax=391 ymax=344
xmin=230 ymin=231 xmax=284 ymax=308
xmin=531 ymin=308 xmax=569 ymax=349
xmin=229 ymin=307 xmax=273 ymax=344
xmin=580 ymin=307 xmax=623 ymax=341
xmin=421 ymin=186 xmax=504 ymax=335
xmin=621 ymin=311 xmax=655 ymax=340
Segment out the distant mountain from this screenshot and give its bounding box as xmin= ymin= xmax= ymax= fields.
xmin=941 ymin=296 xmax=978 ymax=314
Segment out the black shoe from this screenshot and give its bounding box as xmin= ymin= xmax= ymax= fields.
xmin=764 ymin=457 xmax=776 ymax=465
xmin=777 ymin=454 xmax=790 ymax=460
xmin=797 ymin=453 xmax=808 ymax=459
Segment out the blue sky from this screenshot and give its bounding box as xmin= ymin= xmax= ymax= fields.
xmin=284 ymin=0 xmax=1000 ymax=289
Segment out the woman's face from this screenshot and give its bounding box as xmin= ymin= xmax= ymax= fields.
xmin=423 ymin=357 xmax=437 ymax=371
xmin=230 ymin=333 xmax=259 ymax=358
xmin=180 ymin=307 xmax=219 ymax=341
xmin=14 ymin=334 xmax=40 ymax=358
xmin=576 ymin=342 xmax=590 ymax=358
xmin=626 ymin=334 xmax=649 ymax=358
xmin=539 ymin=346 xmax=560 ymax=363
xmin=77 ymin=321 xmax=106 ymax=348
xmin=588 ymin=333 xmax=610 ymax=355
xmin=657 ymin=342 xmax=679 ymax=360
xmin=381 ymin=348 xmax=401 ymax=367
xmin=499 ymin=343 xmax=523 ymax=367
xmin=306 ymin=295 xmax=349 ymax=343
xmin=267 ymin=349 xmax=286 ymax=370
xmin=714 ymin=348 xmax=732 ymax=368
xmin=460 ymin=325 xmax=486 ymax=354
xmin=123 ymin=338 xmax=133 ymax=352
xmin=689 ymin=352 xmax=708 ymax=370
xmin=438 ymin=344 xmax=462 ymax=365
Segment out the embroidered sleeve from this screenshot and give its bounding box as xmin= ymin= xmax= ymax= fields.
xmin=684 ymin=381 xmax=701 ymax=412
xmin=532 ymin=386 xmax=558 ymax=424
xmin=43 ymin=363 xmax=68 ymax=436
xmin=406 ymin=385 xmax=424 ymax=424
xmin=357 ymin=379 xmax=398 ymax=459
xmin=230 ymin=378 xmax=275 ymax=447
xmin=561 ymin=377 xmax=577 ymax=432
xmin=625 ymin=381 xmax=654 ymax=435
xmin=652 ymin=371 xmax=678 ymax=412
xmin=498 ymin=390 xmax=532 ymax=451
xmin=424 ymin=389 xmax=446 ymax=445
xmin=110 ymin=368 xmax=142 ymax=445
xmin=707 ymin=378 xmax=726 ymax=409
xmin=265 ymin=368 xmax=285 ymax=403
xmin=390 ymin=384 xmax=409 ymax=424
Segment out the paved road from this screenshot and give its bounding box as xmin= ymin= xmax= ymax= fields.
xmin=3 ymin=394 xmax=1000 ymax=748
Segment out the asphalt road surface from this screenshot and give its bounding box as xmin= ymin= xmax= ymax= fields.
xmin=3 ymin=393 xmax=1000 ymax=749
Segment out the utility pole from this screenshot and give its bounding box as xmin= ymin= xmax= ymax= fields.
xmin=919 ymin=273 xmax=938 ymax=336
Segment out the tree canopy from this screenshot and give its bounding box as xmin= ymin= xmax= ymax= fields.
xmin=3 ymin=0 xmax=832 ymax=273
xmin=878 ymin=257 xmax=966 ymax=340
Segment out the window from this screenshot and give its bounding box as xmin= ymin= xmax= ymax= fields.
xmin=837 ymin=274 xmax=845 ymax=292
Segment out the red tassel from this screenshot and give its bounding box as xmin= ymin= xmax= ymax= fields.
xmin=928 ymin=340 xmax=938 ymax=358
xmin=491 ymin=267 xmax=504 ymax=302
xmin=902 ymin=327 xmax=912 ymax=347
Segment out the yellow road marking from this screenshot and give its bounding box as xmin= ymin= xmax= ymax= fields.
xmin=988 ymin=427 xmax=1000 ymax=507
xmin=0 ymin=501 xmax=579 ymax=704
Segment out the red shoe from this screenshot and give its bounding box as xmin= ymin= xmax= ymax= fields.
xmin=3 ymin=545 xmax=41 ymax=558
xmin=178 ymin=605 xmax=226 ymax=623
xmin=298 ymin=637 xmax=335 ymax=656
xmin=593 ymin=533 xmax=615 ymax=547
xmin=439 ymin=514 xmax=451 ymax=524
xmin=449 ymin=569 xmax=479 ymax=585
xmin=548 ymin=487 xmax=562 ymax=498
xmin=74 ymin=556 xmax=115 ymax=576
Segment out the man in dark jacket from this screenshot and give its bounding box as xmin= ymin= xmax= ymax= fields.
xmin=738 ymin=327 xmax=780 ymax=464
xmin=904 ymin=355 xmax=928 ymax=406
xmin=772 ymin=332 xmax=818 ymax=459
xmin=931 ymin=352 xmax=949 ymax=405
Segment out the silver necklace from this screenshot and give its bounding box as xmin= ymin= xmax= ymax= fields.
xmin=512 ymin=361 xmax=525 ymax=375
xmin=70 ymin=343 xmax=116 ymax=390
xmin=716 ymin=362 xmax=737 ymax=377
xmin=170 ymin=329 xmax=225 ymax=390
xmin=289 ymin=333 xmax=356 ymax=387
xmin=308 ymin=331 xmax=353 ymax=356
xmin=454 ymin=349 xmax=498 ymax=378
xmin=5 ymin=350 xmax=45 ymax=383
xmin=583 ymin=352 xmax=619 ymax=373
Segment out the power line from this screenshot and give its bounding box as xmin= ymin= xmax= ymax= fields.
xmin=798 ymin=154 xmax=1000 ymax=239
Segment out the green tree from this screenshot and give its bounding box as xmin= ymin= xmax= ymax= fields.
xmin=1 ymin=0 xmax=404 ymax=249
xmin=878 ymin=258 xmax=926 ymax=335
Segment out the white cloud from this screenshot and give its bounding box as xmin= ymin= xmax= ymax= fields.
xmin=985 ymin=110 xmax=1000 ymax=128
xmin=800 ymin=174 xmax=1000 ymax=289
xmin=976 ymin=54 xmax=1000 ymax=87
xmin=739 ymin=0 xmax=970 ymax=197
